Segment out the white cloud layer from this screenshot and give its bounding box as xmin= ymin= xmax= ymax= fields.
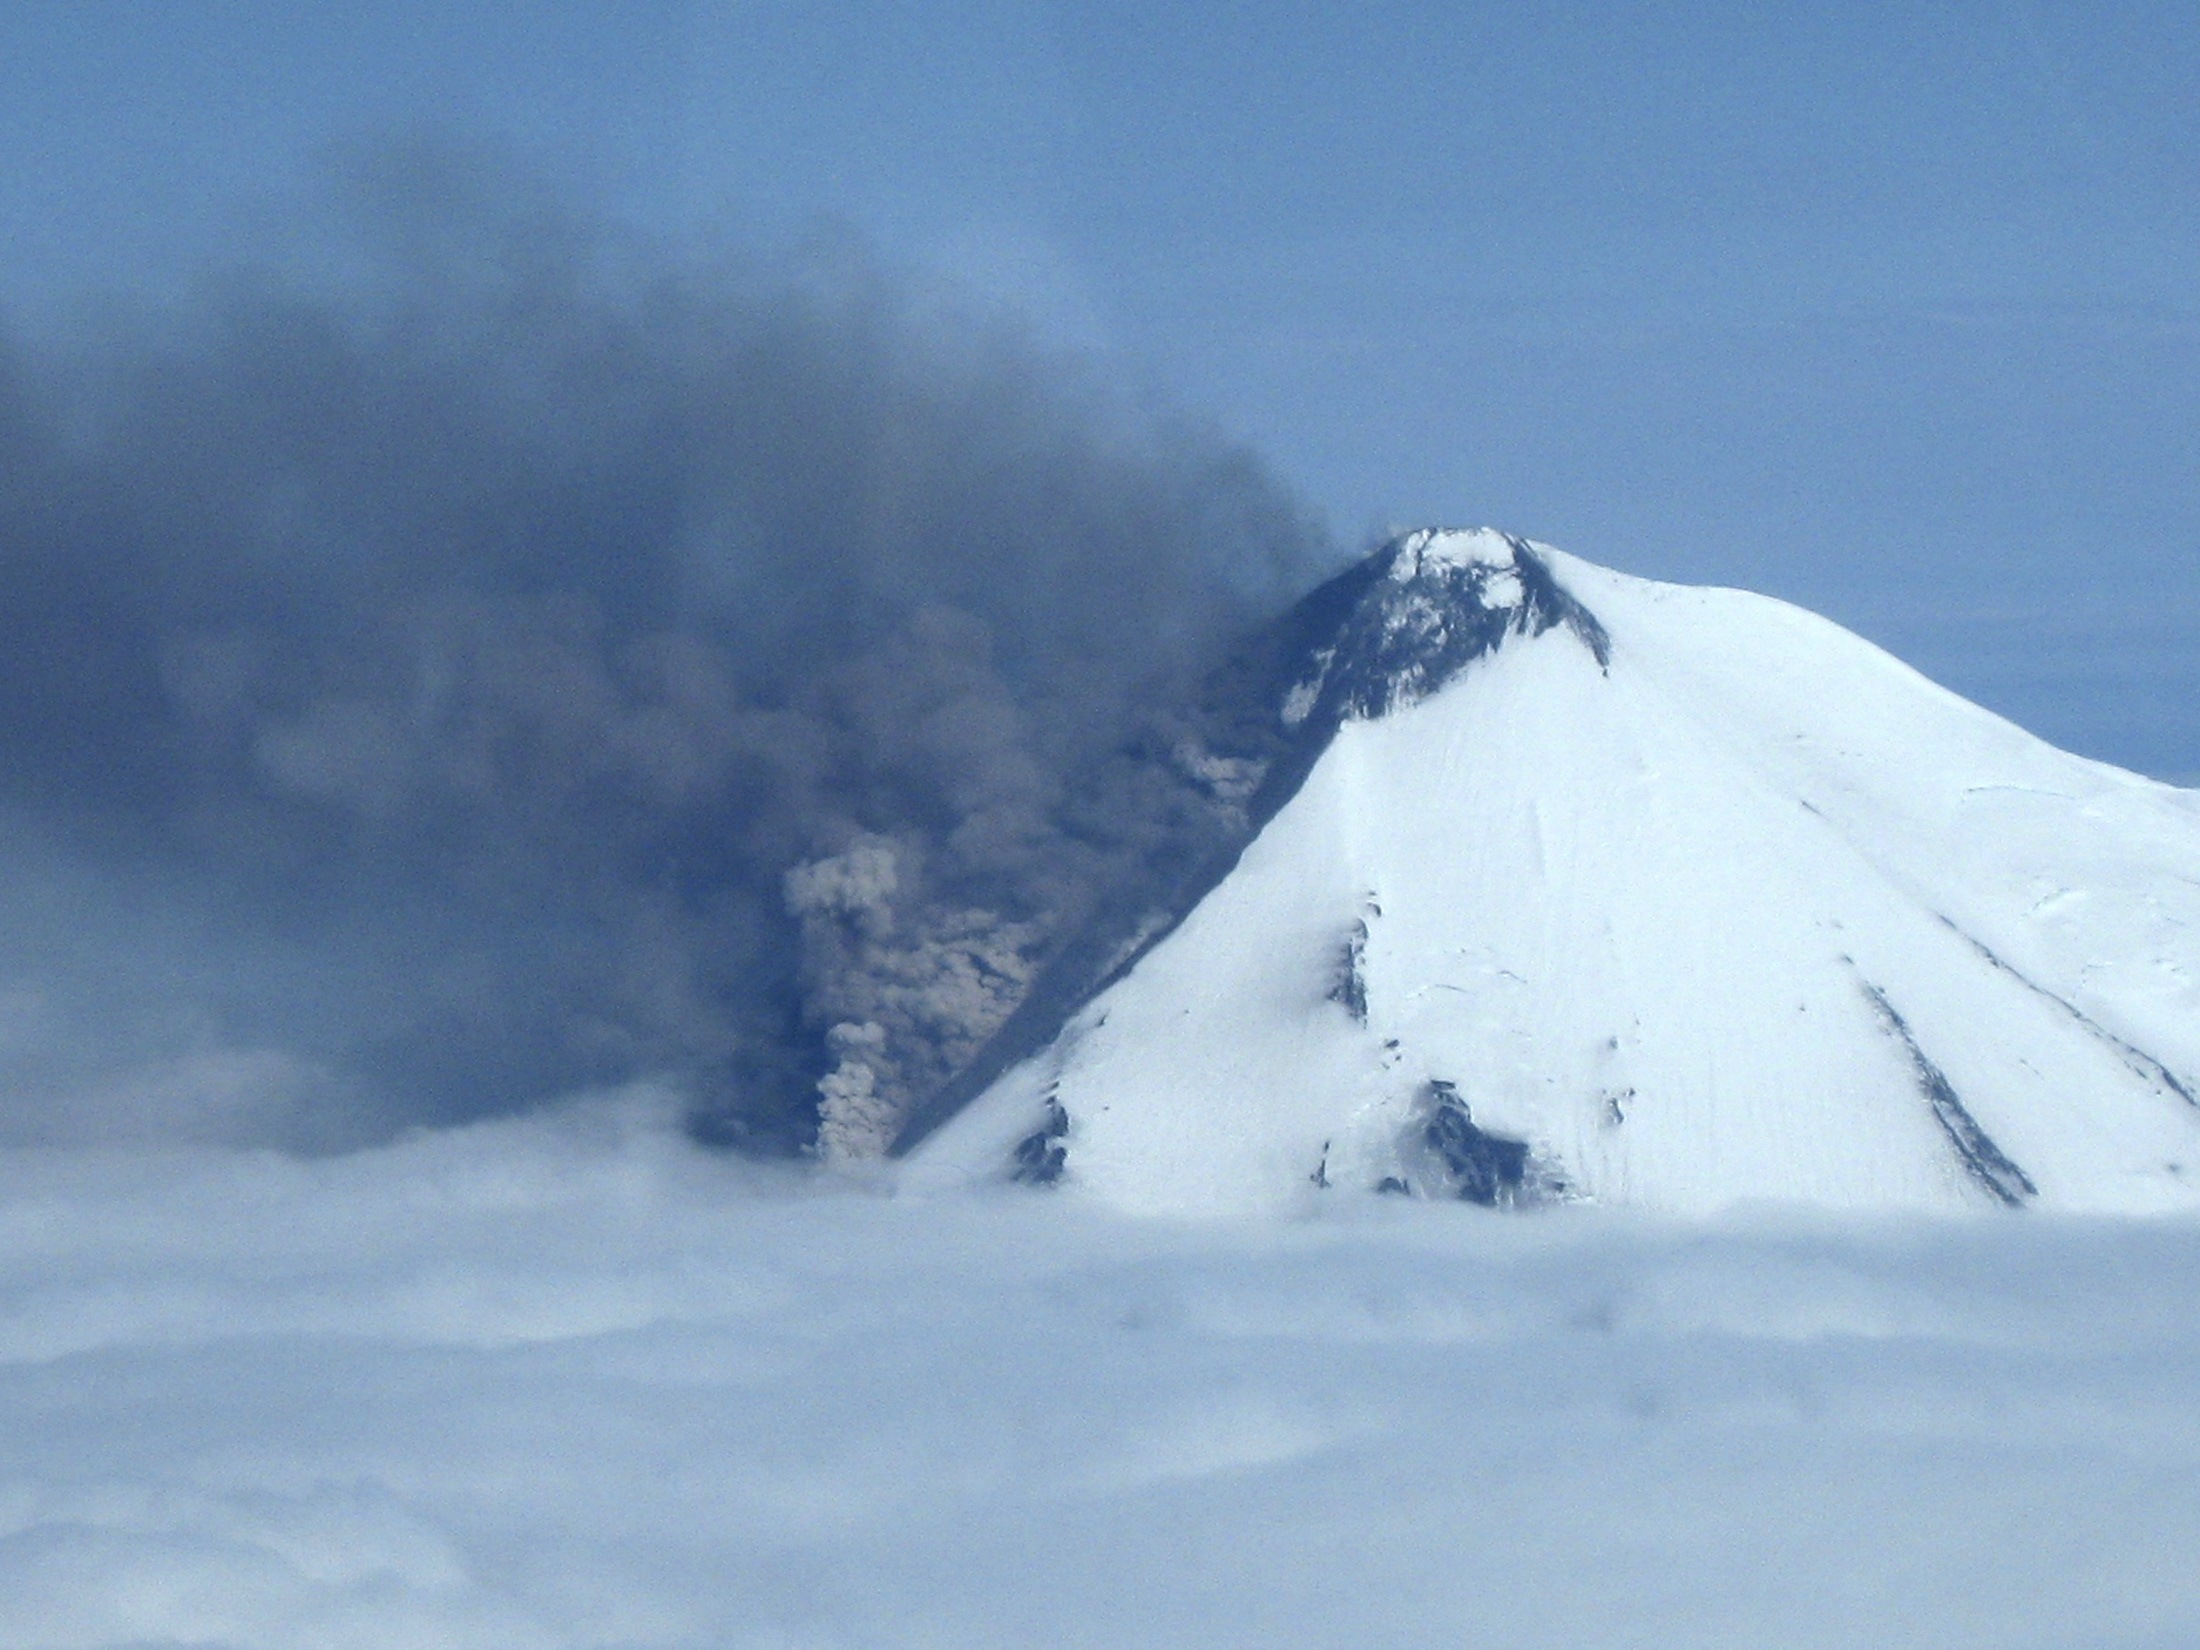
xmin=1 ymin=1090 xmax=2197 ymax=1647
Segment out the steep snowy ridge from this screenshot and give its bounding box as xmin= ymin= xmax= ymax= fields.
xmin=906 ymin=530 xmax=2200 ymax=1216
xmin=888 ymin=528 xmax=1593 ymax=1155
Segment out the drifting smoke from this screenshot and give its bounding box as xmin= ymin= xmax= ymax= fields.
xmin=0 ymin=147 xmax=1329 ymax=1155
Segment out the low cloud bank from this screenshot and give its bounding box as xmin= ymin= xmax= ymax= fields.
xmin=0 ymin=1112 xmax=2196 ymax=1647
xmin=0 ymin=142 xmax=1329 ymax=1153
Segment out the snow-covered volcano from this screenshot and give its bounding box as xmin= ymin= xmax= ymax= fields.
xmin=902 ymin=529 xmax=2200 ymax=1217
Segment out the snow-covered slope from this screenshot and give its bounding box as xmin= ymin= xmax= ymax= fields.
xmin=908 ymin=529 xmax=2200 ymax=1217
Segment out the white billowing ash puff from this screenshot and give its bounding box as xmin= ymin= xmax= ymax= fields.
xmin=899 ymin=529 xmax=2200 ymax=1217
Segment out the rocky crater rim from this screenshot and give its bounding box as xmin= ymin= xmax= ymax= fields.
xmin=1386 ymin=525 xmax=1528 ymax=578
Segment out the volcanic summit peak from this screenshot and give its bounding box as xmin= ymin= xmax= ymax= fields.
xmin=1285 ymin=525 xmax=1613 ymax=731
xmin=1388 ymin=525 xmax=1521 ymax=577
xmin=903 ymin=529 xmax=2200 ymax=1217
xmin=1379 ymin=525 xmax=1533 ymax=618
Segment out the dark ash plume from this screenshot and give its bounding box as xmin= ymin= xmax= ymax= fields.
xmin=0 ymin=151 xmax=1329 ymax=1154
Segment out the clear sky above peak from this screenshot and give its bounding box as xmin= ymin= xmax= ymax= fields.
xmin=4 ymin=0 xmax=2195 ymax=777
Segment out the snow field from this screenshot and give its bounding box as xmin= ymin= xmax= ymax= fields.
xmin=922 ymin=539 xmax=2200 ymax=1216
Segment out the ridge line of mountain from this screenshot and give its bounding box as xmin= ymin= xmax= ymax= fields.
xmin=888 ymin=527 xmax=1601 ymax=1156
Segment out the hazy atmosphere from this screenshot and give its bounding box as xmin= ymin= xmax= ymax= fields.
xmin=7 ymin=2 xmax=2196 ymax=767
xmin=2 ymin=5 xmax=2197 ymax=1645
xmin=5 ymin=0 xmax=2196 ymax=1153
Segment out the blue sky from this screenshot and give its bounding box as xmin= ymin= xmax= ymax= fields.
xmin=5 ymin=0 xmax=2196 ymax=776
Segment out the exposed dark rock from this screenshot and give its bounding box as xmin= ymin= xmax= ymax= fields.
xmin=1861 ymin=980 xmax=2037 ymax=1207
xmin=1419 ymin=1079 xmax=1532 ymax=1207
xmin=1328 ymin=918 xmax=1370 ymax=1023
xmin=1299 ymin=532 xmax=1610 ymax=725
xmin=1934 ymin=913 xmax=2196 ymax=1109
xmin=1010 ymin=1096 xmax=1070 ymax=1185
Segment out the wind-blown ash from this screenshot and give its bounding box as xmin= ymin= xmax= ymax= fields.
xmin=892 ymin=527 xmax=1590 ymax=1156
xmin=0 ymin=150 xmax=1328 ymax=1154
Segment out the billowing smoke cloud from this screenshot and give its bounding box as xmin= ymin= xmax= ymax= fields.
xmin=0 ymin=145 xmax=1329 ymax=1155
